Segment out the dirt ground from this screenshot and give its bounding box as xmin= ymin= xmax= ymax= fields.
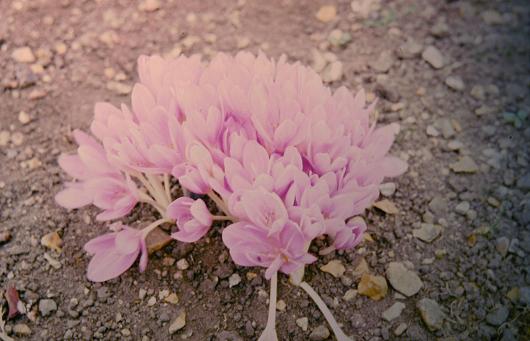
xmin=1 ymin=0 xmax=529 ymax=340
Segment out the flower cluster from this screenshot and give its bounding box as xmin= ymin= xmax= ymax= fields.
xmin=56 ymin=52 xmax=406 ymax=340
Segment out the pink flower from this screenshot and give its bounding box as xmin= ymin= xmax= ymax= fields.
xmin=222 ymin=220 xmax=316 ymax=279
xmin=84 ymin=224 xmax=147 ymax=282
xmin=167 ymin=197 xmax=212 ymax=242
xmin=55 ymin=130 xmax=139 ymax=221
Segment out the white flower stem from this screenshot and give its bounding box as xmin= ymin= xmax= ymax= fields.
xmin=299 ymin=281 xmax=352 ymax=341
xmin=138 ymin=192 xmax=167 ymax=217
xmin=207 ymin=190 xmax=230 ymax=216
xmin=258 ymin=272 xmax=278 ymax=341
xmin=212 ymin=215 xmax=235 ymax=221
xmin=163 ymin=173 xmax=172 ymax=203
xmin=133 ymin=171 xmax=168 ymax=210
xmin=141 ymin=218 xmax=173 ymax=239
xmin=146 ymin=173 xmax=170 ymax=207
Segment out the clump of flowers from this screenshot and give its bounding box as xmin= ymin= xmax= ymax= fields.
xmin=56 ymin=52 xmax=406 ymax=340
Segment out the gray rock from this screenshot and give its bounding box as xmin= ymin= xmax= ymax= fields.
xmin=13 ymin=324 xmax=32 ymax=336
xmin=394 ymin=323 xmax=407 ymax=336
xmin=398 ymin=39 xmax=423 ymax=59
xmin=426 ymin=125 xmax=440 ymax=137
xmin=517 ymin=173 xmax=530 ymax=191
xmin=309 ymin=325 xmax=330 ymax=341
xmin=413 ymin=223 xmax=442 ymax=243
xmin=520 ymin=287 xmax=530 ymax=305
xmin=431 ymin=20 xmax=450 ymax=37
xmin=39 ymin=299 xmax=57 ymax=317
xmin=450 ymin=156 xmax=479 ymax=173
xmin=370 ymin=51 xmax=394 ymax=73
xmin=486 ymin=305 xmax=509 ymax=326
xmin=379 ymin=182 xmax=396 ymax=197
xmin=422 ymin=46 xmax=445 ymax=69
xmin=445 ymin=76 xmax=465 ymax=91
xmin=496 ymin=237 xmax=510 ymax=257
xmin=455 ymin=201 xmax=470 ymax=215
xmin=417 ymin=298 xmax=444 ymax=331
xmin=428 ymin=196 xmax=447 ymax=215
xmin=386 ymin=262 xmax=423 ymax=297
xmin=382 ymin=302 xmax=406 ymax=321
xmin=435 ymin=118 xmax=456 ymax=139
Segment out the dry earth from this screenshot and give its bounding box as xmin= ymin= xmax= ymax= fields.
xmin=0 ymin=0 xmax=529 ymax=340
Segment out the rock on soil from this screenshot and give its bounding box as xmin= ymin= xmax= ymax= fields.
xmin=413 ymin=223 xmax=442 ymax=243
xmin=382 ymin=302 xmax=406 ymax=322
xmin=309 ymin=325 xmax=330 ymax=341
xmin=417 ymin=298 xmax=444 ymax=331
xmin=422 ymin=46 xmax=445 ymax=69
xmin=386 ymin=262 xmax=423 ymax=297
xmin=39 ymin=299 xmax=57 ymax=317
xmin=169 ymin=310 xmax=186 ymax=334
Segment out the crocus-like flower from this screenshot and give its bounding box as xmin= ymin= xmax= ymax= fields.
xmin=167 ymin=197 xmax=212 ymax=243
xmin=84 ymin=223 xmax=147 ymax=282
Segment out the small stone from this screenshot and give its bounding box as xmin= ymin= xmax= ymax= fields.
xmin=138 ymin=0 xmax=160 ymax=12
xmin=18 ymin=111 xmax=31 ymax=124
xmin=394 ymin=323 xmax=407 ymax=336
xmin=311 ymin=49 xmax=327 ymax=73
xmin=519 ymin=287 xmax=530 ymax=305
xmin=12 ymin=47 xmax=36 ymax=63
xmin=448 ymin=140 xmax=464 ymax=151
xmin=450 ymin=156 xmax=479 ymax=173
xmin=0 ymin=231 xmax=12 ymax=244
xmin=169 ymin=310 xmax=186 ymax=334
xmin=328 ymin=29 xmax=351 ymax=47
xmin=496 ymin=237 xmax=510 ymax=257
xmin=430 ymin=20 xmax=450 ymax=37
xmin=165 ymin=293 xmax=179 ymax=304
xmin=39 ymin=299 xmax=57 ymax=317
xmin=517 ymin=173 xmax=530 ymax=191
xmin=417 ymin=298 xmax=444 ymax=331
xmin=379 ymin=182 xmax=396 ymax=197
xmin=351 ymin=0 xmax=381 ymax=18
xmin=13 ymin=323 xmax=32 ymax=336
xmin=106 ymin=81 xmax=131 ymax=95
xmin=482 ymin=10 xmax=504 ymax=25
xmin=11 ymin=132 xmax=24 ymax=146
xmin=296 ymin=317 xmax=309 ymax=331
xmin=386 ymin=262 xmax=423 ymax=297
xmin=358 ymin=273 xmax=388 ymax=301
xmin=426 ymin=125 xmax=440 ymax=137
xmin=422 ymin=46 xmax=445 ymax=69
xmin=413 ymin=223 xmax=442 ymax=243
xmin=343 ymin=289 xmax=357 ymax=301
xmin=0 ymin=131 xmax=10 ymax=146
xmin=147 ymin=296 xmax=156 ymax=306
xmin=276 ymin=299 xmax=286 ymax=311
xmin=455 ymin=201 xmax=470 ymax=215
xmin=43 ymin=253 xmax=61 ymax=269
xmin=470 ymin=85 xmax=486 ymax=100
xmin=41 ymin=231 xmax=62 ymax=252
xmin=316 ymin=5 xmax=337 ymax=22
xmin=321 ymin=61 xmax=343 ymax=83
xmin=486 ymin=305 xmax=509 ymax=326
xmin=28 ymin=89 xmax=47 ymax=100
xmin=162 ymin=256 xmax=175 ymax=266
xmin=309 ymin=325 xmax=330 ymax=341
xmin=373 ymin=199 xmax=399 ymax=214
xmin=145 ymin=227 xmax=172 ymax=253
xmin=398 ymin=39 xmax=423 ymax=59
xmin=320 ymin=259 xmax=345 ymax=278
xmin=139 ymin=289 xmax=147 ymax=300
xmin=369 ymin=51 xmax=394 ymax=73
xmin=445 ymin=76 xmax=465 ymax=91
xmin=176 ymin=258 xmax=189 ymax=270
xmin=475 ymin=105 xmax=496 ymax=116
xmin=436 ymin=118 xmax=456 ymax=139
xmin=382 ymin=302 xmax=406 ymax=322
xmin=229 ymin=273 xmax=241 ymax=288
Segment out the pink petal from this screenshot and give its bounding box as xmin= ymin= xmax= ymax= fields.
xmin=55 ymin=186 xmax=92 ymax=209
xmin=86 ymin=248 xmax=139 ymax=282
xmin=190 ymin=199 xmax=212 ymax=226
xmin=84 ymin=232 xmax=117 ymax=254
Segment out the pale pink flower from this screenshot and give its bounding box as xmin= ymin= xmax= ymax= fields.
xmin=167 ymin=197 xmax=212 ymax=242
xmin=84 ymin=223 xmax=147 ymax=282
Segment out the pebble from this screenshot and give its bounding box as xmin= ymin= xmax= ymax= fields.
xmin=18 ymin=111 xmax=31 ymax=125
xmin=382 ymin=302 xmax=406 ymax=321
xmin=482 ymin=10 xmax=504 ymax=25
xmin=13 ymin=323 xmax=32 ymax=336
xmin=445 ymin=76 xmax=465 ymax=91
xmin=379 ymin=182 xmax=396 ymax=197
xmin=147 ymin=296 xmax=156 ymax=306
xmin=422 ymin=46 xmax=445 ymax=69
xmin=386 ymin=262 xmax=423 ymax=297
xmin=486 ymin=305 xmax=509 ymax=326
xmin=436 ymin=118 xmax=455 ymax=139
xmin=520 ymin=287 xmax=530 ymax=305
xmin=373 ymin=199 xmax=399 ymax=214
xmin=296 ymin=317 xmax=308 ymax=331
xmin=0 ymin=231 xmax=12 ymax=243
xmin=448 ymin=140 xmax=464 ymax=151
xmin=176 ymin=258 xmax=190 ymax=270
xmin=169 ymin=310 xmax=186 ymax=334
xmin=343 ymin=289 xmax=357 ymax=301
xmin=351 ymin=0 xmax=381 ymax=18
xmin=276 ymin=299 xmax=286 ymax=311
xmin=496 ymin=237 xmax=510 ymax=257
xmin=320 ymin=259 xmax=345 ymax=278
xmin=43 ymin=253 xmax=61 ymax=269
xmin=358 ymin=273 xmax=388 ymax=300
xmin=11 ymin=132 xmax=24 ymax=146
xmin=449 ymin=156 xmax=479 ymax=173
xmin=139 ymin=288 xmax=147 ymax=300
xmin=417 ymin=298 xmax=444 ymax=331
xmin=28 ymin=89 xmax=47 ymax=100
xmin=165 ymin=293 xmax=179 ymax=304
xmin=309 ymin=325 xmax=330 ymax=341
xmin=316 ymin=5 xmax=337 ymax=23
xmin=430 ymin=20 xmax=450 ymax=37
xmin=12 ymin=47 xmax=36 ymax=63
xmin=138 ymin=0 xmax=160 ymax=12
xmin=517 ymin=173 xmax=530 ymax=191
xmin=470 ymin=85 xmax=486 ymax=100
xmin=321 ymin=61 xmax=343 ymax=83
xmin=229 ymin=273 xmax=241 ymax=287
xmin=413 ymin=223 xmax=442 ymax=243
xmin=41 ymin=231 xmax=62 ymax=252
xmin=328 ymin=29 xmax=351 ymax=47
xmin=39 ymin=299 xmax=57 ymax=317
xmin=455 ymin=201 xmax=470 ymax=215
xmin=394 ymin=323 xmax=407 ymax=336
xmin=106 ymin=81 xmax=131 ymax=95
xmin=369 ymin=51 xmax=394 ymax=73
xmin=426 ymin=125 xmax=440 ymax=137
xmin=0 ymin=131 xmax=10 ymax=146
xmin=398 ymin=39 xmax=423 ymax=59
